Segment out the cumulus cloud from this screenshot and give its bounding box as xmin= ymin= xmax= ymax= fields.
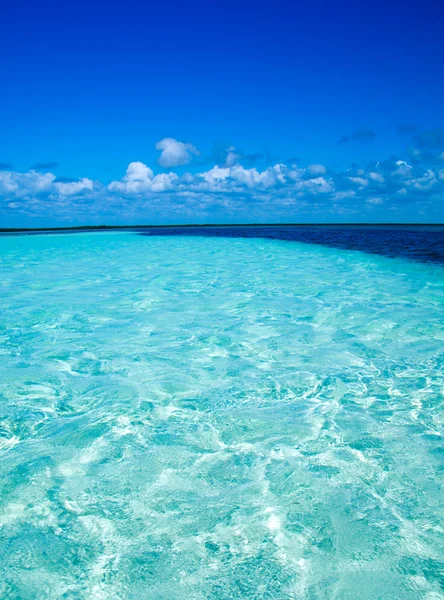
xmin=333 ymin=190 xmax=356 ymax=200
xmin=224 ymin=146 xmax=241 ymax=167
xmin=348 ymin=176 xmax=368 ymax=187
xmin=2 ymin=140 xmax=444 ymax=223
xmin=307 ymin=164 xmax=327 ymax=176
xmin=368 ymin=172 xmax=385 ymax=183
xmin=0 ymin=170 xmax=55 ymax=198
xmin=0 ymin=170 xmax=94 ymax=203
xmin=108 ymin=161 xmax=178 ymax=194
xmin=156 ymin=138 xmax=200 ymax=168
xmin=190 ymin=163 xmax=291 ymax=193
xmin=54 ymin=178 xmax=94 ymax=196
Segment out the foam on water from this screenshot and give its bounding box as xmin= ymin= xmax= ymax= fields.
xmin=0 ymin=232 xmax=443 ymax=599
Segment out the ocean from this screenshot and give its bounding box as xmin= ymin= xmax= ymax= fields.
xmin=0 ymin=226 xmax=443 ymax=599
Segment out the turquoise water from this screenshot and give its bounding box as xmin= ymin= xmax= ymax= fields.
xmin=0 ymin=232 xmax=443 ymax=599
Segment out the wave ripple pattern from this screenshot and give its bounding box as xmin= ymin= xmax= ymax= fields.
xmin=0 ymin=233 xmax=443 ymax=599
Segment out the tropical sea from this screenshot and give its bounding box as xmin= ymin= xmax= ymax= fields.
xmin=0 ymin=226 xmax=443 ymax=599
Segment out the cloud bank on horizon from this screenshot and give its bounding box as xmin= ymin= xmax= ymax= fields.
xmin=1 ymin=132 xmax=444 ymax=226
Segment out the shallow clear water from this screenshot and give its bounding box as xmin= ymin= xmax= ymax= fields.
xmin=0 ymin=231 xmax=443 ymax=599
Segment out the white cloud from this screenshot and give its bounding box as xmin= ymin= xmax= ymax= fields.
xmin=307 ymin=164 xmax=327 ymax=176
xmin=1 ymin=144 xmax=443 ymax=223
xmin=108 ymin=162 xmax=154 ymax=194
xmin=368 ymin=172 xmax=385 ymax=183
xmin=192 ymin=163 xmax=288 ymax=192
xmin=126 ymin=161 xmax=154 ymax=182
xmin=224 ymin=146 xmax=241 ymax=167
xmin=348 ymin=176 xmax=368 ymax=187
xmin=156 ymin=138 xmax=200 ymax=168
xmin=108 ymin=162 xmax=178 ymax=194
xmin=333 ymin=190 xmax=356 ymax=200
xmin=392 ymin=160 xmax=413 ymax=177
xmin=0 ymin=170 xmax=94 ymax=199
xmin=297 ymin=176 xmax=333 ymax=194
xmin=0 ymin=170 xmax=55 ymax=198
xmin=407 ymin=169 xmax=438 ymax=191
xmin=150 ymin=172 xmax=179 ymax=192
xmin=54 ymin=178 xmax=94 ymax=196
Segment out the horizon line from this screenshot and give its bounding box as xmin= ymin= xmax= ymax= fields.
xmin=1 ymin=222 xmax=444 ymax=233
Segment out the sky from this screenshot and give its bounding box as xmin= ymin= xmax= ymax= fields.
xmin=1 ymin=0 xmax=444 ymax=227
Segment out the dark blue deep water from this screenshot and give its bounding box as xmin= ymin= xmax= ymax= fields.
xmin=136 ymin=225 xmax=444 ymax=265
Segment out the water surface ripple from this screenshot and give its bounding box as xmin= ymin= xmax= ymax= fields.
xmin=0 ymin=232 xmax=443 ymax=599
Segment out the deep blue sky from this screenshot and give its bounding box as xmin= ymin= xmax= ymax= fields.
xmin=1 ymin=0 xmax=444 ymax=226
